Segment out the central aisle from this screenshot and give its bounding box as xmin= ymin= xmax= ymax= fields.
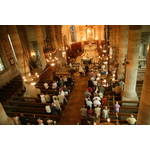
xmin=59 ymin=75 xmax=88 ymax=125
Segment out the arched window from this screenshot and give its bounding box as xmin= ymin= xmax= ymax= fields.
xmin=0 ymin=56 xmax=5 ymax=72
xmin=70 ymin=25 xmax=76 ymax=43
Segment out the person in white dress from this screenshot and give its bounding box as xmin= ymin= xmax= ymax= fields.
xmin=40 ymin=94 xmax=46 ymax=103
xmin=44 ymin=82 xmax=49 ymax=89
xmin=79 ymin=64 xmax=85 ymax=75
xmin=102 ymin=106 xmax=109 ymax=119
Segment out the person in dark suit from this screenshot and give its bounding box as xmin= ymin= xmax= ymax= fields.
xmin=19 ymin=113 xmax=28 ymax=125
xmin=85 ymin=65 xmax=89 ymax=75
xmin=31 ymin=114 xmax=38 ymax=125
xmin=50 ymin=103 xmax=57 ymax=115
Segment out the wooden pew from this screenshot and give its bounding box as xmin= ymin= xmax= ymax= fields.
xmin=6 ymin=112 xmax=60 ymax=124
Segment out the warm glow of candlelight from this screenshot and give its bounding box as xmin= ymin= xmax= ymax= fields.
xmin=28 ymin=73 xmax=31 ymax=76
xmin=35 ymin=73 xmax=37 ymax=75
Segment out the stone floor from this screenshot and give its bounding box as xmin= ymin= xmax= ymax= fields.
xmin=59 ymin=74 xmax=88 ymax=125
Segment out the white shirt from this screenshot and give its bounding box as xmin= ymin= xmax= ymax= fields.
xmin=93 ymin=80 xmax=98 ymax=86
xmin=86 ymin=101 xmax=92 ymax=108
xmin=59 ymin=91 xmax=65 ymax=96
xmin=58 ymin=94 xmax=64 ymax=104
xmin=45 ymin=105 xmax=51 ymax=113
xmin=102 ymin=109 xmax=109 ymax=119
xmin=40 ymin=94 xmax=46 ymax=103
xmin=44 ymin=83 xmax=49 ymax=89
xmin=45 ymin=94 xmax=50 ymax=102
xmin=80 ymin=108 xmax=87 ymax=117
xmin=47 ymin=119 xmax=53 ymax=125
xmin=93 ymin=96 xmax=101 ymax=101
xmin=54 ymin=99 xmax=61 ymax=109
xmin=93 ymin=100 xmax=101 ymax=107
xmin=95 ymin=107 xmax=101 ymax=117
xmin=52 ymin=82 xmax=57 ymax=89
xmin=98 ymin=92 xmax=103 ymax=98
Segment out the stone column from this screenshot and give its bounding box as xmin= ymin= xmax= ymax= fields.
xmin=7 ymin=25 xmax=30 ymax=76
xmin=114 ymin=25 xmax=120 ymax=61
xmin=111 ymin=25 xmax=116 ymax=61
xmin=122 ymin=25 xmax=142 ymax=103
xmin=0 ymin=103 xmax=15 ymax=125
xmin=117 ymin=25 xmax=129 ymax=80
xmin=136 ymin=49 xmax=150 ymax=124
xmin=34 ymin=25 xmax=46 ymax=69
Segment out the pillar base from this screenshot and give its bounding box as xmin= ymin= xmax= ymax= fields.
xmin=2 ymin=117 xmax=15 ymax=125
xmin=122 ymin=95 xmax=139 ymax=107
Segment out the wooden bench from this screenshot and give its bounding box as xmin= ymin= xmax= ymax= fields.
xmin=8 ymin=100 xmax=65 ymax=111
xmin=6 ymin=112 xmax=60 ymax=124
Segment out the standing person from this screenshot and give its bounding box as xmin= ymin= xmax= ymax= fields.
xmin=88 ymin=79 xmax=94 ymax=87
xmin=40 ymin=93 xmax=46 ymax=103
xmin=97 ymin=90 xmax=103 ymax=99
xmin=45 ymin=105 xmax=51 ymax=114
xmin=52 ymin=81 xmax=57 ymax=89
xmin=114 ymin=101 xmax=120 ymax=113
xmin=19 ymin=113 xmax=28 ymax=125
xmin=93 ymin=98 xmax=101 ymax=107
xmin=58 ymin=94 xmax=65 ymax=104
xmin=31 ymin=114 xmax=38 ymax=125
xmin=59 ymin=77 xmax=64 ymax=87
xmin=70 ymin=67 xmax=75 ymax=77
xmin=86 ymin=99 xmax=93 ymax=109
xmin=37 ymin=117 xmax=44 ymax=125
xmin=102 ymin=97 xmax=107 ymax=106
xmin=98 ymin=85 xmax=105 ymax=94
xmin=80 ymin=105 xmax=87 ymax=117
xmin=50 ymin=103 xmax=57 ymax=115
xmin=85 ymin=65 xmax=89 ymax=75
xmin=47 ymin=118 xmax=54 ymax=125
xmin=114 ymin=84 xmax=121 ymax=95
xmin=63 ymin=76 xmax=68 ymax=87
xmin=119 ymin=80 xmax=125 ymax=91
xmin=79 ymin=64 xmax=85 ymax=75
xmin=102 ymin=106 xmax=109 ymax=119
xmin=44 ymin=82 xmax=49 ymax=89
xmin=126 ymin=114 xmax=137 ymax=125
xmin=84 ymin=90 xmax=91 ymax=98
xmin=94 ymin=105 xmax=101 ymax=117
xmin=44 ymin=92 xmax=50 ymax=103
xmin=87 ymin=106 xmax=93 ymax=116
xmin=67 ymin=76 xmax=73 ymax=84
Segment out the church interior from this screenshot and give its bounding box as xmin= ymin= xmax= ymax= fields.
xmin=0 ymin=25 xmax=150 ymax=125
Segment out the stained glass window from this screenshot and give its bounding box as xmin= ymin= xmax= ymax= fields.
xmin=70 ymin=25 xmax=76 ymax=43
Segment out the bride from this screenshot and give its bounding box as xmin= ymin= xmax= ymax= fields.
xmin=79 ymin=64 xmax=85 ymax=75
